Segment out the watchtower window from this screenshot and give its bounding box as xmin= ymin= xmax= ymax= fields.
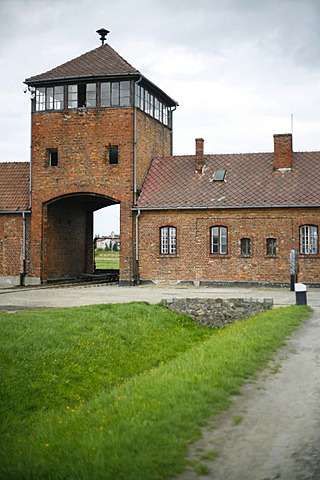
xmin=101 ymin=81 xmax=131 ymax=107
xmin=135 ymin=84 xmax=171 ymax=127
xmin=47 ymin=149 xmax=58 ymax=167
xmin=46 ymin=86 xmax=64 ymax=110
xmin=35 ymin=86 xmax=64 ymax=111
xmin=68 ymin=85 xmax=78 ymax=108
xmin=108 ymin=146 xmax=119 ymax=165
xmin=67 ymin=83 xmax=97 ymax=108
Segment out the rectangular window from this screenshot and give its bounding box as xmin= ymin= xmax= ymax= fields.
xmin=134 ymin=84 xmax=171 ymax=126
xmin=78 ymin=84 xmax=86 ymax=107
xmin=145 ymin=91 xmax=154 ymax=116
xmin=47 ymin=149 xmax=58 ymax=167
xmin=160 ymin=226 xmax=177 ymax=255
xmin=46 ymin=87 xmax=54 ymax=110
xmin=67 ymin=84 xmax=96 ymax=108
xmin=135 ymin=84 xmax=145 ymax=110
xmin=266 ymin=238 xmax=277 ymax=256
xmin=154 ymin=98 xmax=160 ymax=120
xmin=119 ymin=81 xmax=130 ymax=106
xmin=211 ymin=226 xmax=227 ymax=254
xmin=35 ymin=87 xmax=46 ymax=111
xmin=111 ymin=82 xmax=120 ymax=106
xmin=108 ymin=146 xmax=118 ymax=165
xmin=300 ymin=225 xmax=318 ymax=254
xmin=163 ymin=106 xmax=168 ymax=126
xmin=101 ymin=82 xmax=111 ymax=107
xmin=101 ymin=81 xmax=131 ymax=107
xmin=68 ymin=85 xmax=78 ymax=108
xmin=35 ymin=86 xmax=64 ymax=111
xmin=241 ymin=238 xmax=251 ymax=256
xmin=86 ymin=84 xmax=96 ymax=107
xmin=54 ymin=86 xmax=64 ymax=109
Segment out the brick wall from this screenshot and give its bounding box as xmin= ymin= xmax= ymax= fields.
xmin=0 ymin=215 xmax=23 ymax=276
xmin=138 ymin=208 xmax=320 ymax=285
xmin=0 ymin=213 xmax=31 ymax=285
xmin=43 ymin=199 xmax=92 ymax=280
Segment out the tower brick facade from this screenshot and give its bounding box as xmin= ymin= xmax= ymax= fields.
xmin=24 ymin=38 xmax=177 ymax=285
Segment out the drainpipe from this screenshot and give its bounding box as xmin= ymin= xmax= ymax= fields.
xmin=169 ymin=105 xmax=177 ymax=155
xmin=135 ymin=208 xmax=141 ymax=285
xmin=20 ymin=211 xmax=27 ymax=286
xmin=27 ymin=86 xmax=34 ymax=209
xmin=133 ymin=76 xmax=142 ymax=205
xmin=135 ymin=208 xmax=141 ymax=262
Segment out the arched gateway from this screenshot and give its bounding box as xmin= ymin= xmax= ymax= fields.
xmin=24 ymin=30 xmax=177 ymax=285
xmin=43 ymin=193 xmax=118 ymax=282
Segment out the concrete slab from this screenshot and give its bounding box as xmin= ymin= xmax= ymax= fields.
xmin=0 ymin=283 xmax=319 ymax=311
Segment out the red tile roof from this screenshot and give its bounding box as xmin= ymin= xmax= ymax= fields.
xmin=137 ymin=151 xmax=320 ymax=209
xmin=0 ymin=162 xmax=30 ymax=211
xmin=25 ymin=43 xmax=138 ymax=83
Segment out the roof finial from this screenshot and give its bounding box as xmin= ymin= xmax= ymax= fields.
xmin=96 ymin=28 xmax=110 ymax=45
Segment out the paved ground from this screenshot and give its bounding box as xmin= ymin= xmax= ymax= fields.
xmin=0 ymin=282 xmax=319 ymax=310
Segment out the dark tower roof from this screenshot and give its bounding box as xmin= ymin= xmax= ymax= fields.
xmin=25 ymin=43 xmax=138 ymax=84
xmin=24 ymin=41 xmax=178 ymax=107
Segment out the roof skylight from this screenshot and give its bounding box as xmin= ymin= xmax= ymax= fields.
xmin=212 ymin=169 xmax=226 ymax=181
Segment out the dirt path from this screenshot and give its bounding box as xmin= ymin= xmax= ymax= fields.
xmin=175 ymin=309 xmax=320 ymax=480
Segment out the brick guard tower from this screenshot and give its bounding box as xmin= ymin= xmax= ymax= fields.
xmin=24 ymin=30 xmax=177 ymax=285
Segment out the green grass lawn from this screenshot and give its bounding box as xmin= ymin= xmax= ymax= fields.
xmin=94 ymin=249 xmax=119 ymax=270
xmin=0 ymin=303 xmax=312 ymax=480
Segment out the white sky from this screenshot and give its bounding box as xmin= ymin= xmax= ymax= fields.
xmin=1 ymin=0 xmax=320 ymax=235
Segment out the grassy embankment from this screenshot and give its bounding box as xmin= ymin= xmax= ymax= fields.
xmin=0 ymin=302 xmax=312 ymax=480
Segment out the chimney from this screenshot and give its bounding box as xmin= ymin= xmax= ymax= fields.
xmin=195 ymin=138 xmax=204 ymax=173
xmin=273 ymin=133 xmax=292 ymax=170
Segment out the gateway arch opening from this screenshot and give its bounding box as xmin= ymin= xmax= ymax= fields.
xmin=94 ymin=204 xmax=120 ymax=274
xmin=43 ymin=193 xmax=120 ymax=283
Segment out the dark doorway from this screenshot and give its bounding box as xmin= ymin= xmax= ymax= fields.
xmin=43 ymin=193 xmax=119 ymax=282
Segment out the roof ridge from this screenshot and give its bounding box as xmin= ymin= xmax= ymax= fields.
xmin=0 ymin=161 xmax=29 ymax=165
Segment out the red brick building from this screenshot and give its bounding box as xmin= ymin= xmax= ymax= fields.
xmin=136 ymin=136 xmax=320 ymax=286
xmin=0 ymin=33 xmax=319 ymax=287
xmin=0 ymin=163 xmax=31 ymax=287
xmin=0 ymin=32 xmax=176 ymax=287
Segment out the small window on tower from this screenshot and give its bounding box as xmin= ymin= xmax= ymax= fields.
xmin=108 ymin=146 xmax=118 ymax=165
xmin=48 ymin=149 xmax=58 ymax=167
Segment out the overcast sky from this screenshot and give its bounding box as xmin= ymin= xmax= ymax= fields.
xmin=1 ymin=0 xmax=320 ymax=235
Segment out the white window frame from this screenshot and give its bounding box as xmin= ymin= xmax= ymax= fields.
xmin=300 ymin=225 xmax=318 ymax=255
xmin=160 ymin=226 xmax=177 ymax=255
xmin=210 ymin=226 xmax=228 ymax=254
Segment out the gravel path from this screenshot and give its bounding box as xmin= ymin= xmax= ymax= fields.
xmin=175 ymin=308 xmax=320 ymax=480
